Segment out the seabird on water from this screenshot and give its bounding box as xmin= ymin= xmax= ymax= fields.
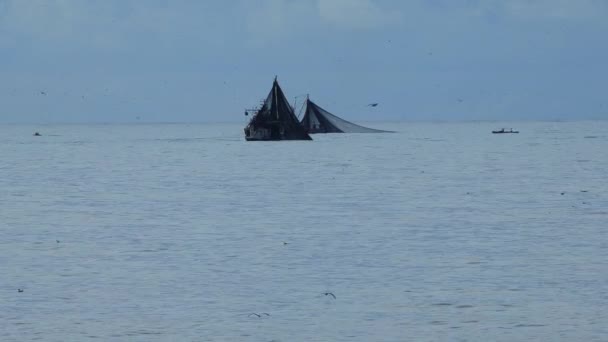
xmin=324 ymin=292 xmax=336 ymax=299
xmin=248 ymin=313 xmax=270 ymax=318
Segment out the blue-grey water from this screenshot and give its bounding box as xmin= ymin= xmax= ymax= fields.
xmin=1 ymin=121 xmax=607 ymax=341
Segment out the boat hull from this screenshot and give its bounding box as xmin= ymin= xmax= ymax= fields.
xmin=244 ymin=125 xmax=312 ymax=141
xmin=245 ymin=136 xmax=282 ymax=141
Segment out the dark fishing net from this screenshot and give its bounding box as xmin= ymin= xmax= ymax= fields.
xmin=301 ymin=99 xmax=392 ymax=134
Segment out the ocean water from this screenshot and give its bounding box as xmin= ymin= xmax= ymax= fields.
xmin=1 ymin=121 xmax=607 ymax=341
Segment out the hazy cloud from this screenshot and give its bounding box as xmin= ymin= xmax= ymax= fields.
xmin=0 ymin=1 xmax=226 ymax=49
xmin=0 ymin=0 xmax=83 ymax=38
xmin=504 ymin=0 xmax=608 ymax=20
xmin=245 ymin=0 xmax=318 ymax=42
xmin=244 ymin=0 xmax=403 ymax=42
xmin=317 ymin=0 xmax=403 ymax=29
xmin=0 ymin=0 xmax=607 ymax=123
xmin=437 ymin=0 xmax=608 ymax=21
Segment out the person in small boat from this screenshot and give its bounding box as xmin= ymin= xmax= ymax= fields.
xmin=33 ymin=132 xmax=41 ymax=136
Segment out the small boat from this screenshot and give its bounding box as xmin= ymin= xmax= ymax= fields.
xmin=492 ymin=128 xmax=519 ymax=134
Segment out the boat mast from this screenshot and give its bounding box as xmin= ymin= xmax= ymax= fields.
xmin=274 ymin=79 xmax=279 ymax=120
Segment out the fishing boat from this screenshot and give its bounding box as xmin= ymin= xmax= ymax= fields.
xmin=243 ymin=78 xmax=312 ymax=141
xmin=492 ymin=128 xmax=519 ymax=134
xmin=300 ymin=96 xmax=393 ymax=134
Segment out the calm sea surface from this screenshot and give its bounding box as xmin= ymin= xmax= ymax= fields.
xmin=1 ymin=121 xmax=607 ymax=341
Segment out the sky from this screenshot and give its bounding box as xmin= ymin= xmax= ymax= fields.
xmin=1 ymin=0 xmax=607 ymax=123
